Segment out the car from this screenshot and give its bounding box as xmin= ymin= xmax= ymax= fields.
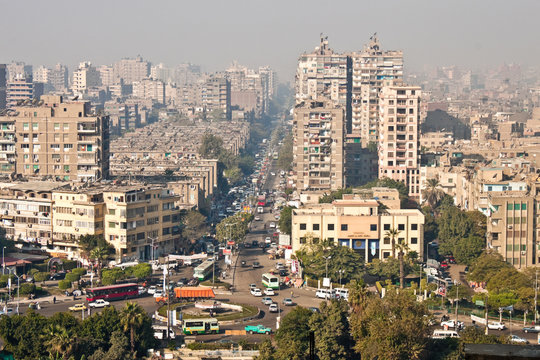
xmin=251 ymin=288 xmax=263 ymax=297
xmin=72 ymin=289 xmax=82 ymax=297
xmin=0 ymin=308 xmax=14 ymax=316
xmin=253 ymin=262 xmax=262 ymax=269
xmin=249 ymin=283 xmax=258 ymax=290
xmin=316 ymin=288 xmax=335 ymax=299
xmin=487 ymin=322 xmax=506 ymax=331
xmin=153 ymin=289 xmax=164 ymax=298
xmin=245 ymin=324 xmax=272 ymax=334
xmin=187 ymin=279 xmax=199 ymax=286
xmin=88 ymin=299 xmax=110 ymax=308
xmin=282 ymin=298 xmax=294 ymax=306
xmin=522 ymin=325 xmax=540 ymax=333
xmin=262 ymin=297 xmax=273 ymax=305
xmin=269 ymin=303 xmax=279 ymax=313
xmin=270 ymin=172 xmax=276 ymax=176
xmin=269 ymin=222 xmax=276 ymax=228
xmin=252 ymin=240 xmax=259 ymax=247
xmin=264 ymin=288 xmax=275 ymax=296
xmin=440 ymin=320 xmax=464 ymax=329
xmin=69 ymin=304 xmax=87 ymax=312
xmin=138 ymin=286 xmax=147 ymax=296
xmin=509 ymin=335 xmax=529 ymax=344
xmin=278 ymin=269 xmax=288 ymax=277
xmin=440 ymin=261 xmax=449 ymax=268
xmin=254 ymin=216 xmax=261 ymax=221
xmin=241 ymin=260 xmax=247 ymax=267
xmin=50 ymin=272 xmax=66 ymax=280
xmin=147 ymin=286 xmax=157 ymax=295
xmin=177 ymin=278 xmax=188 ymax=287
xmin=265 ymin=237 xmax=272 ymax=244
xmin=275 ymin=262 xmax=284 ymax=270
xmin=244 ymin=242 xmax=251 ymax=248
xmin=444 ymin=277 xmax=453 ymax=285
xmin=308 ymin=307 xmax=320 ymax=313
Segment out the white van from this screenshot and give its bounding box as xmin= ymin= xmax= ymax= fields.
xmin=315 ymin=288 xmax=335 ymax=299
xmin=335 ymin=288 xmax=349 ymax=301
xmin=432 ymin=330 xmax=459 ymax=339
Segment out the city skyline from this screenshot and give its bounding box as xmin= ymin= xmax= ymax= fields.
xmin=1 ymin=0 xmax=539 ymax=80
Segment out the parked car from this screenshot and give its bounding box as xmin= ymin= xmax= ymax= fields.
xmin=264 ymin=288 xmax=275 ymax=296
xmin=241 ymin=260 xmax=247 ymax=267
xmin=88 ymin=299 xmax=110 ymax=308
xmin=488 ymin=322 xmax=506 ymax=331
xmin=278 ymin=269 xmax=288 ymax=277
xmin=245 ymin=324 xmax=271 ymax=334
xmin=251 ymin=288 xmax=263 ymax=297
xmin=0 ymin=308 xmax=14 ymax=316
xmin=316 ymin=288 xmax=335 ymax=299
xmin=148 ymin=286 xmax=157 ymax=295
xmin=50 ymin=272 xmax=66 ymax=280
xmin=252 ymin=262 xmax=262 ymax=269
xmin=254 ymin=216 xmax=261 ymax=221
xmin=308 ymin=307 xmax=320 ymax=313
xmin=282 ymin=298 xmax=294 ymax=306
xmin=265 ymin=237 xmax=272 ymax=244
xmin=522 ymin=325 xmax=540 ymax=333
xmin=252 ymin=240 xmax=259 ymax=247
xmin=249 ymin=283 xmax=258 ymax=290
xmin=153 ymin=289 xmax=164 ymax=298
xmin=69 ymin=304 xmax=87 ymax=312
xmin=269 ymin=222 xmax=276 ymax=228
xmin=509 ymin=335 xmax=529 ymax=344
xmin=262 ymin=297 xmax=273 ymax=305
xmin=138 ymin=286 xmax=147 ymax=296
xmin=269 ymin=303 xmax=279 ymax=313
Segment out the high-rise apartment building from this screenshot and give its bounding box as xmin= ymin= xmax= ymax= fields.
xmin=378 ymin=83 xmax=421 ymax=197
xmin=293 ymin=98 xmax=344 ymax=191
xmin=295 ymin=36 xmax=352 ymax=124
xmin=33 ymin=66 xmax=50 ymax=85
xmin=6 ymin=62 xmax=32 ymax=81
xmin=98 ymin=65 xmax=117 ymax=87
xmin=113 ymin=56 xmax=150 ymax=85
xmin=0 ymin=64 xmax=6 ymax=110
xmin=48 ymin=64 xmax=69 ymax=93
xmin=350 ymin=36 xmax=403 ymax=145
xmin=132 ymin=78 xmax=165 ymax=104
xmin=6 ymin=74 xmax=43 ymax=109
xmin=202 ymin=75 xmax=231 ymax=120
xmin=72 ymin=62 xmax=101 ymax=95
xmin=0 ymin=95 xmax=109 ymax=181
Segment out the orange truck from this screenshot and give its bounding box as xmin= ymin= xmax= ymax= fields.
xmin=155 ymin=286 xmax=215 ymax=305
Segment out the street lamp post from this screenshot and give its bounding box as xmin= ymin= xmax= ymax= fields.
xmin=2 ymin=246 xmax=6 ymax=275
xmin=338 ymin=269 xmax=343 ymax=287
xmin=323 ymin=256 xmax=332 ymax=282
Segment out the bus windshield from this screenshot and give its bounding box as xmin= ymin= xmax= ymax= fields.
xmin=262 ymin=273 xmax=280 ymax=289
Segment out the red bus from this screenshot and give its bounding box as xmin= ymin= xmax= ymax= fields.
xmin=86 ymin=283 xmax=138 ymax=302
xmin=257 ymin=194 xmax=266 ymax=206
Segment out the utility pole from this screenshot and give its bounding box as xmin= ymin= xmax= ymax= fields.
xmin=485 ymin=293 xmax=489 ymax=335
xmin=535 ymin=269 xmax=538 ymax=324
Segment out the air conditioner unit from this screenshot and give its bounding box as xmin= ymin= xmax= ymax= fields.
xmin=508 ymin=225 xmax=513 ymax=229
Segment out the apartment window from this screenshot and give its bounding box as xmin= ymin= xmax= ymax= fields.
xmin=521 ymin=203 xmax=527 ymax=210
xmin=162 ymin=215 xmax=171 ymax=222
xmin=108 ymin=222 xmax=116 ymax=229
xmin=328 ymin=224 xmax=335 ymax=231
xmin=341 ymin=224 xmax=348 ymax=231
xmin=54 ymin=123 xmax=60 ymax=130
xmin=398 ymin=224 xmax=405 ymax=231
xmin=507 ymin=203 xmax=513 ymax=210
xmin=300 ymin=237 xmax=306 ymax=244
xmin=299 ymin=223 xmax=306 ymax=230
xmin=162 ymin=227 xmax=170 ymax=235
xmin=411 ymin=237 xmax=418 ymax=244
xmin=370 ymin=224 xmax=377 ymax=231
xmin=313 ymin=224 xmax=320 ymax=231
xmin=384 ymin=237 xmax=390 ymax=245
xmin=411 ymin=224 xmax=418 ymax=230
xmin=63 ymin=123 xmax=69 ymax=130
xmin=383 ymin=252 xmax=390 ymax=259
xmin=108 ymin=209 xmax=116 ymax=215
xmin=32 ymin=123 xmax=38 ymax=130
xmin=384 ymin=224 xmax=390 ymax=230
xmin=23 ymin=123 xmax=29 ymax=130
xmin=64 ymin=144 xmax=73 ymax=151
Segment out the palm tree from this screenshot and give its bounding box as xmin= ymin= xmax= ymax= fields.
xmin=396 ymin=238 xmax=410 ymax=289
xmin=90 ymin=246 xmax=109 ymax=282
xmin=385 ymin=228 xmax=401 ymax=258
xmin=42 ymin=324 xmax=73 ymax=358
xmin=422 ymin=178 xmax=445 ymax=211
xmin=121 ymin=302 xmax=145 ymax=353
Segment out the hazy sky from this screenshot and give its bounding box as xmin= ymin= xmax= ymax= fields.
xmin=1 ymin=0 xmax=538 ymax=81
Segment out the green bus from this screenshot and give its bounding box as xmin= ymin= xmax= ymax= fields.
xmin=182 ymin=318 xmax=220 ymax=335
xmin=193 ymin=259 xmax=214 ymax=281
xmin=262 ymin=273 xmax=280 ymax=289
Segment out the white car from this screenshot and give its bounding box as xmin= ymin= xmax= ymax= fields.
xmin=270 ymin=172 xmax=276 ymax=176
xmin=265 ymin=237 xmax=272 ymax=244
xmin=487 ymin=322 xmax=506 ymax=330
xmin=88 ymin=299 xmax=110 ymax=308
xmin=269 ymin=303 xmax=279 ymax=313
xmin=153 ymin=289 xmax=164 ymax=298
xmin=250 ymin=288 xmax=263 ymax=297
xmin=264 ymin=288 xmax=275 ymax=296
xmin=440 ymin=320 xmax=464 ymax=329
xmin=509 ymin=335 xmax=528 ymax=344
xmin=269 ymin=222 xmax=276 ymax=228
xmin=147 ymin=286 xmax=157 ymax=295
xmin=254 ymin=216 xmax=261 ymax=221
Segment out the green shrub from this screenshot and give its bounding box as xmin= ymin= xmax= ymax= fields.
xmin=58 ymin=279 xmax=71 ymax=290
xmin=65 ymin=273 xmax=80 ymax=283
xmin=19 ymin=283 xmax=36 ymax=295
xmin=62 ymin=260 xmax=78 ymax=271
xmin=71 ymin=268 xmax=87 ymax=277
xmin=33 ymin=262 xmax=48 ymax=273
xmin=28 ymin=268 xmax=39 ymax=276
xmin=34 ymin=272 xmax=50 ymax=283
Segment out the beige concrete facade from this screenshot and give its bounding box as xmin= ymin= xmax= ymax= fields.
xmin=0 ymin=95 xmax=109 ymax=181
xmin=293 ymin=98 xmax=344 ymax=191
xmin=291 ymin=194 xmax=424 ymax=263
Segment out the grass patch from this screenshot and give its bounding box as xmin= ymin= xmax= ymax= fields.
xmin=158 ymin=302 xmax=258 ymax=322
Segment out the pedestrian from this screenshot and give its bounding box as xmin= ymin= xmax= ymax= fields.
xmin=291 ymin=290 xmax=294 ymax=298
xmin=53 ymin=296 xmax=56 ymax=304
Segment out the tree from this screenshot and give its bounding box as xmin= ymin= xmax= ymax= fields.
xmin=90 ymin=246 xmax=111 ymax=282
xmin=256 ymin=340 xmax=276 ymax=360
xmin=395 ymin=236 xmax=410 ymax=289
xmin=452 ymin=235 xmax=485 ymax=265
xmin=215 ymin=213 xmax=253 ymax=243
xmin=42 ymin=324 xmax=74 ymax=359
xmin=181 ymin=210 xmax=209 ymax=244
xmin=385 ymin=228 xmax=401 ymax=258
xmin=319 ymin=188 xmax=353 ymax=204
xmin=467 ymin=251 xmax=511 ymax=284
xmin=199 ymin=133 xmax=224 ymax=159
xmin=120 ymin=302 xmax=145 ymax=353
xmin=309 ymin=300 xmax=352 ymax=360
xmin=368 ymin=258 xmax=401 ymax=282
xmin=277 ymin=132 xmax=293 ymax=170
xmin=361 ymin=177 xmax=411 ymax=208
xmin=351 ymin=289 xmax=430 ymax=360
xmin=0 ymin=310 xmax=49 ymax=359
xmin=437 ymin=206 xmax=474 ymax=256
xmin=130 ymin=263 xmax=152 ymax=280
xmin=274 ymin=307 xmax=313 ymax=360
xmin=278 ymin=206 xmax=293 ymax=235
xmin=422 ymin=178 xmax=445 ymax=211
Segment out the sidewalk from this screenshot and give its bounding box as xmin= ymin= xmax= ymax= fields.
xmin=10 ymin=294 xmax=77 ymax=305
